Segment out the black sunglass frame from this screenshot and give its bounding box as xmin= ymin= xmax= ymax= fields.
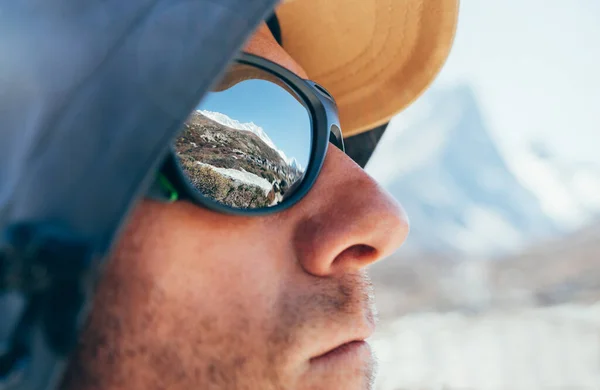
xmin=155 ymin=52 xmax=345 ymax=216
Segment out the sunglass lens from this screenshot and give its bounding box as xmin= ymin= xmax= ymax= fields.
xmin=174 ymin=64 xmax=312 ymax=210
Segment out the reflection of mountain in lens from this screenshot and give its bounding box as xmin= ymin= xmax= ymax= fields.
xmin=175 ymin=111 xmax=305 ymax=209
xmin=200 ymin=110 xmax=304 ymax=171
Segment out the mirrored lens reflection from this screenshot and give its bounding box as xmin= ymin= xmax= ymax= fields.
xmin=175 ymin=64 xmax=312 ymax=209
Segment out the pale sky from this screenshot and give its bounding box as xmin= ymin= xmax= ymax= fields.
xmin=423 ymin=0 xmax=600 ymax=166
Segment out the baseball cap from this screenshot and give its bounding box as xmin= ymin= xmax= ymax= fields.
xmin=276 ymin=0 xmax=459 ymax=137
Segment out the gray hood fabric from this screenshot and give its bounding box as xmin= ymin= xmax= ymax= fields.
xmin=0 ymin=0 xmax=278 ymax=253
xmin=0 ymin=1 xmax=279 ymax=389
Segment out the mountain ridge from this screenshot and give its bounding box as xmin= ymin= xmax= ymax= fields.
xmin=199 ymin=110 xmax=303 ymax=170
xmin=368 ymin=85 xmax=563 ymax=256
xmin=176 ymin=111 xmax=303 ymax=208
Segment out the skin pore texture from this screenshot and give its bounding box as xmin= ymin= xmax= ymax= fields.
xmin=59 ymin=23 xmax=409 ymax=390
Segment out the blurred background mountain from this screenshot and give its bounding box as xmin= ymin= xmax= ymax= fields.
xmin=367 ymin=83 xmax=600 ymax=318
xmin=368 ymin=84 xmax=600 ymax=258
xmin=365 ymin=74 xmax=600 ymax=390
xmin=348 ymin=0 xmax=600 ymax=387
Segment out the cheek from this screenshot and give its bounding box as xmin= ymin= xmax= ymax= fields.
xmin=118 ymin=200 xmax=295 ymax=340
xmin=79 ymin=200 xmax=303 ymax=387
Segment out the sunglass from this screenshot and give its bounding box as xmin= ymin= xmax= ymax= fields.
xmin=147 ymin=52 xmax=344 ymax=215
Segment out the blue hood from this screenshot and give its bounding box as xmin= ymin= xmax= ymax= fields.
xmin=0 ymin=1 xmax=278 ymax=389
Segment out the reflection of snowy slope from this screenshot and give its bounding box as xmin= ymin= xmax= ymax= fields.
xmin=194 ymin=161 xmax=272 ymax=194
xmin=367 ymin=85 xmax=561 ymax=256
xmin=199 ymin=110 xmax=301 ymax=169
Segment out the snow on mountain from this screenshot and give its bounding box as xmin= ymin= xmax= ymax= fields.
xmin=509 ymin=146 xmax=600 ymax=230
xmin=199 ymin=110 xmax=301 ymax=169
xmin=288 ymin=157 xmax=302 ymax=171
xmin=277 ymin=152 xmax=303 ymax=172
xmin=572 ymin=168 xmax=600 ymax=212
xmin=367 ymin=85 xmax=563 ymax=256
xmin=193 ymin=161 xmax=272 ymax=194
xmin=200 ymin=110 xmax=277 ymax=148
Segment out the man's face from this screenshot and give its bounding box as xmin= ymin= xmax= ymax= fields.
xmin=60 ymin=24 xmax=408 ymax=390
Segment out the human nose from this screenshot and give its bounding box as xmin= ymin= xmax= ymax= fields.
xmin=291 ymin=146 xmax=409 ymax=277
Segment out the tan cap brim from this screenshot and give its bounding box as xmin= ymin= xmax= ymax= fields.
xmin=276 ymin=0 xmax=459 ymax=137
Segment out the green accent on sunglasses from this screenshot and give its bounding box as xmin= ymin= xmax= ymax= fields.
xmin=159 ymin=174 xmax=179 ymax=202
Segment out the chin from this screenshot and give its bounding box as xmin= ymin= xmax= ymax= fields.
xmin=298 ymin=372 xmax=376 ymax=390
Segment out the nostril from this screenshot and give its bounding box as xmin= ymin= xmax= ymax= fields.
xmin=332 ymin=244 xmax=377 ymax=269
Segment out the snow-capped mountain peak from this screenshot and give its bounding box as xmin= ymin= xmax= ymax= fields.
xmin=198 ymin=110 xmax=303 ymax=171
xmin=367 ymin=85 xmax=562 ymax=257
xmin=199 ymin=110 xmax=275 ymax=148
xmin=288 ymin=157 xmax=302 ymax=171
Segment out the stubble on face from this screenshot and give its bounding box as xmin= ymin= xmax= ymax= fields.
xmin=59 ymin=203 xmax=378 ymax=390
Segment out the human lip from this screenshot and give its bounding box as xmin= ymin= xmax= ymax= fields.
xmin=310 ymin=340 xmax=372 ymax=366
xmin=309 ymin=321 xmax=375 ymax=364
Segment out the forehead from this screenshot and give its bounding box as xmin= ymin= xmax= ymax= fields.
xmin=242 ymin=23 xmax=308 ymax=79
